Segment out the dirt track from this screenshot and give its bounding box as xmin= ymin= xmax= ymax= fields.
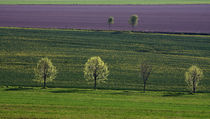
xmin=0 ymin=5 xmax=210 ymax=33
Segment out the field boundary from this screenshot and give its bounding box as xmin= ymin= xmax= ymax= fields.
xmin=1 ymin=4 xmax=210 ymax=5
xmin=1 ymin=27 xmax=210 ymax=36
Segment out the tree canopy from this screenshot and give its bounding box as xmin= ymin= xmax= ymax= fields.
xmin=129 ymin=14 xmax=139 ymax=30
xmin=140 ymin=61 xmax=152 ymax=92
xmin=185 ymin=65 xmax=203 ymax=93
xmin=34 ymin=57 xmax=57 ymax=88
xmin=84 ymin=56 xmax=109 ymax=89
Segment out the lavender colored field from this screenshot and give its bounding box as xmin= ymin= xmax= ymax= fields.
xmin=0 ymin=5 xmax=210 ymax=33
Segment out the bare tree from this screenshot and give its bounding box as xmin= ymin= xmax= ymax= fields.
xmin=140 ymin=61 xmax=152 ymax=92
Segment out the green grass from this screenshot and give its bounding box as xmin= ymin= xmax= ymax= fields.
xmin=0 ymin=27 xmax=210 ymax=92
xmin=0 ymin=0 xmax=210 ymax=5
xmin=0 ymin=87 xmax=210 ymax=119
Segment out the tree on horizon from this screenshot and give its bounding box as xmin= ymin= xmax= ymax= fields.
xmin=108 ymin=16 xmax=114 ymax=30
xmin=129 ymin=14 xmax=139 ymax=31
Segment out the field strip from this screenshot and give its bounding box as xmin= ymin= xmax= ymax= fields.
xmin=0 ymin=5 xmax=210 ymax=33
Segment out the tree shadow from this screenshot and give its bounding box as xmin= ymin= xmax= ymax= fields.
xmin=108 ymin=90 xmax=142 ymax=96
xmin=162 ymin=92 xmax=189 ymax=97
xmin=5 ymin=87 xmax=33 ymax=91
xmin=196 ymin=90 xmax=210 ymax=93
xmin=50 ymin=89 xmax=92 ymax=94
xmin=111 ymin=31 xmax=123 ymax=34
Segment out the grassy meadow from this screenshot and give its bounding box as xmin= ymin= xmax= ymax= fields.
xmin=0 ymin=0 xmax=210 ymax=5
xmin=0 ymin=27 xmax=210 ymax=92
xmin=0 ymin=87 xmax=210 ymax=119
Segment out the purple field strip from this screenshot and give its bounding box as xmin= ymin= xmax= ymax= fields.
xmin=0 ymin=5 xmax=210 ymax=33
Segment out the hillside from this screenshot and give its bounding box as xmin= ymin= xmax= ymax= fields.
xmin=0 ymin=27 xmax=210 ymax=91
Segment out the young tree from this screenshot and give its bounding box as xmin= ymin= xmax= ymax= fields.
xmin=84 ymin=56 xmax=109 ymax=89
xmin=185 ymin=65 xmax=203 ymax=93
xmin=140 ymin=61 xmax=152 ymax=92
xmin=108 ymin=16 xmax=114 ymax=30
xmin=129 ymin=14 xmax=139 ymax=31
xmin=34 ymin=57 xmax=57 ymax=88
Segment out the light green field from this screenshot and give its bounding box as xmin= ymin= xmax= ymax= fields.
xmin=0 ymin=0 xmax=210 ymax=5
xmin=0 ymin=87 xmax=210 ymax=119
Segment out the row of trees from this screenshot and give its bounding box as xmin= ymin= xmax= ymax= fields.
xmin=35 ymin=57 xmax=204 ymax=93
xmin=108 ymin=14 xmax=139 ymax=31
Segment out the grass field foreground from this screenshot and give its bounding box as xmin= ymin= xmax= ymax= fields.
xmin=0 ymin=87 xmax=210 ymax=119
xmin=0 ymin=0 xmax=210 ymax=5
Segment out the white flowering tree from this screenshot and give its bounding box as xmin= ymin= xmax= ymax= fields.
xmin=34 ymin=57 xmax=57 ymax=88
xmin=84 ymin=56 xmax=109 ymax=89
xmin=185 ymin=65 xmax=203 ymax=93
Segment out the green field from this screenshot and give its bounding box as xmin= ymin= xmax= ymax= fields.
xmin=0 ymin=0 xmax=210 ymax=5
xmin=0 ymin=27 xmax=210 ymax=92
xmin=0 ymin=87 xmax=210 ymax=119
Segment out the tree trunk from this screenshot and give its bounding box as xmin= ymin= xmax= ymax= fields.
xmin=94 ymin=72 xmax=97 ymax=89
xmin=132 ymin=25 xmax=134 ymax=32
xmin=143 ymin=81 xmax=146 ymax=93
xmin=193 ymin=79 xmax=196 ymax=93
xmin=94 ymin=77 xmax=97 ymax=89
xmin=93 ymin=67 xmax=98 ymax=89
xmin=43 ymin=74 xmax=46 ymax=89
